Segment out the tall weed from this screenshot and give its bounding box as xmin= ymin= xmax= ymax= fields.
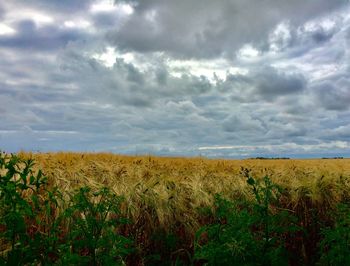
xmin=318 ymin=203 xmax=350 ymax=265
xmin=195 ymin=169 xmax=300 ymax=265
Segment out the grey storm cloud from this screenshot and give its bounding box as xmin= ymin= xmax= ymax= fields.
xmin=92 ymin=12 xmax=120 ymax=27
xmin=315 ymin=80 xmax=350 ymax=111
xmin=222 ymin=114 xmax=266 ymax=133
xmin=109 ymin=0 xmax=347 ymax=58
xmin=0 ymin=6 xmax=4 ymax=20
xmin=223 ymin=66 xmax=307 ymax=102
xmin=1 ymin=0 xmax=350 ymax=158
xmin=0 ymin=20 xmax=91 ymax=51
xmin=253 ymin=67 xmax=306 ymax=99
xmin=13 ymin=0 xmax=95 ymax=13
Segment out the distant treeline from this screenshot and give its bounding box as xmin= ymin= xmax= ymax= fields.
xmin=251 ymin=157 xmax=345 ymax=160
xmin=250 ymin=157 xmax=290 ymax=160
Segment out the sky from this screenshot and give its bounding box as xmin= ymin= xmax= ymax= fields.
xmin=0 ymin=0 xmax=350 ymax=158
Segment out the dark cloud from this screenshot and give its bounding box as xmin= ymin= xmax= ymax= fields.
xmin=223 ymin=114 xmax=266 ymax=133
xmin=15 ymin=0 xmax=95 ymax=13
xmin=253 ymin=67 xmax=307 ymax=99
xmin=315 ymin=79 xmax=350 ymax=111
xmin=92 ymin=12 xmax=120 ymax=27
xmin=346 ymin=26 xmax=350 ymax=41
xmin=310 ymin=26 xmax=337 ymax=43
xmin=0 ymin=5 xmax=4 ymax=20
xmin=222 ymin=66 xmax=306 ymax=102
xmin=109 ymin=0 xmax=347 ymax=58
xmin=291 ymin=21 xmax=342 ymax=54
xmin=322 ymin=124 xmax=350 ymax=141
xmin=124 ymin=62 xmax=145 ymax=84
xmin=0 ymin=20 xmax=90 ymax=51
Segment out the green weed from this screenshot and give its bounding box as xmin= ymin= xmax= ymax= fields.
xmin=0 ymin=151 xmax=56 ymax=265
xmin=0 ymin=152 xmax=133 ymax=265
xmin=59 ymin=186 xmax=133 ymax=265
xmin=195 ymin=168 xmax=300 ymax=266
xmin=318 ymin=203 xmax=350 ymax=265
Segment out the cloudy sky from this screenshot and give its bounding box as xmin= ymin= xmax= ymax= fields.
xmin=1 ymin=0 xmax=350 ymax=158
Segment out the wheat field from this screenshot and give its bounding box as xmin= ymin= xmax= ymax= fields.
xmin=3 ymin=151 xmax=347 ymax=264
xmin=20 ymin=152 xmax=350 ymax=228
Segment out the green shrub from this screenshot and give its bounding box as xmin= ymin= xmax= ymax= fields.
xmin=195 ymin=194 xmax=260 ymax=265
xmin=59 ymin=186 xmax=134 ymax=265
xmin=318 ymin=203 xmax=350 ymax=265
xmin=0 ymin=151 xmax=61 ymax=265
xmin=195 ymin=169 xmax=299 ymax=266
xmin=0 ymin=152 xmax=134 ymax=265
xmin=245 ymin=171 xmax=300 ymax=265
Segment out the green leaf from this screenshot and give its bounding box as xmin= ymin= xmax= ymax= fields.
xmin=247 ymin=177 xmax=255 ymax=186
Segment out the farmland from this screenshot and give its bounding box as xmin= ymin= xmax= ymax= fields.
xmin=1 ymin=152 xmax=350 ymax=265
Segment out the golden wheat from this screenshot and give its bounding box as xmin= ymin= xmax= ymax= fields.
xmin=16 ymin=152 xmax=350 ymax=236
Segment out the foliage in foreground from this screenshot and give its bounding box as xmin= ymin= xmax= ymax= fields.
xmin=0 ymin=152 xmax=133 ymax=265
xmin=1 ymin=151 xmax=350 ymax=265
xmin=319 ymin=203 xmax=350 ymax=265
xmin=195 ymin=169 xmax=300 ymax=266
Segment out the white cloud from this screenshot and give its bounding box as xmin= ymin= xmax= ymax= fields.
xmin=0 ymin=23 xmax=15 ymax=35
xmin=166 ymin=58 xmax=248 ymax=81
xmin=92 ymin=47 xmax=136 ymax=68
xmin=90 ymin=0 xmax=134 ymax=15
xmin=6 ymin=9 xmax=54 ymax=26
xmin=269 ymin=21 xmax=292 ymax=53
xmin=237 ymin=44 xmax=260 ymax=59
xmin=64 ymin=19 xmax=91 ymax=29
